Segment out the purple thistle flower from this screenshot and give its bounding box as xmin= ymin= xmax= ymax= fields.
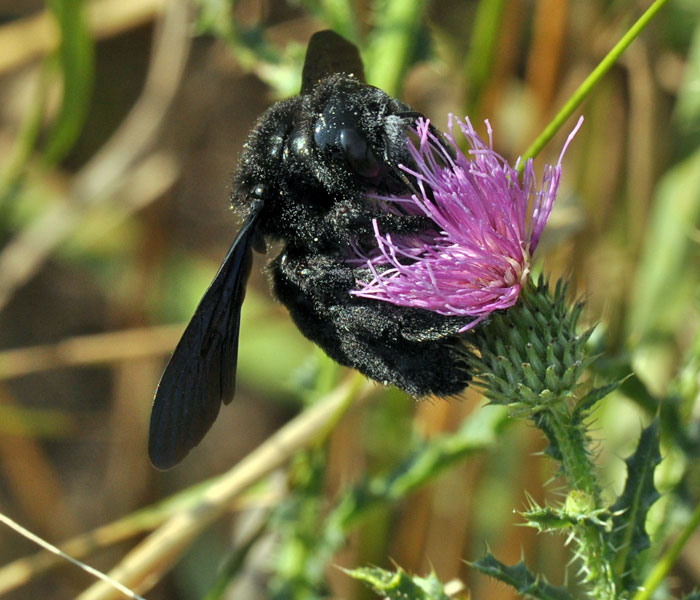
xmin=351 ymin=115 xmax=581 ymax=331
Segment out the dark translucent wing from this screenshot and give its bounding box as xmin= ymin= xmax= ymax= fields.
xmin=301 ymin=30 xmax=365 ymax=94
xmin=149 ymin=207 xmax=262 ymax=470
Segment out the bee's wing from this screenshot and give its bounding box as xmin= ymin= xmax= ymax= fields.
xmin=148 ymin=207 xmax=262 ymax=470
xmin=301 ymin=30 xmax=365 ymax=94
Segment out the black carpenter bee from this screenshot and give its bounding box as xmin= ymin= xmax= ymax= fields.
xmin=149 ymin=31 xmax=471 ymax=469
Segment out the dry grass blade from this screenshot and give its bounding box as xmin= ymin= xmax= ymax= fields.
xmin=0 ymin=513 xmax=146 ymax=600
xmin=0 ymin=474 xmax=282 ymax=595
xmin=0 ymin=323 xmax=184 ymax=381
xmin=0 ymin=0 xmax=191 ymax=313
xmin=0 ymin=0 xmax=169 ymax=75
xmin=76 ymin=375 xmax=370 ymax=600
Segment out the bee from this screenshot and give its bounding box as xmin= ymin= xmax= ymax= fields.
xmin=149 ymin=31 xmax=471 ymax=469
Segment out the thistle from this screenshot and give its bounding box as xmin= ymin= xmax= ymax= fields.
xmin=350 ymin=116 xmax=661 ymax=600
xmin=352 ymin=116 xmax=578 ymax=329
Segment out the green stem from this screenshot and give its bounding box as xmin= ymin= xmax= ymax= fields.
xmin=317 ymin=0 xmax=359 ymax=42
xmin=42 ymin=0 xmax=95 ymax=165
xmin=541 ymin=406 xmax=599 ymax=499
xmin=364 ymin=0 xmax=426 ymax=95
xmin=519 ymin=0 xmax=671 ymax=168
xmin=0 ymin=66 xmax=49 ymax=202
xmin=463 ymin=0 xmax=507 ymax=115
xmin=580 ymin=523 xmax=618 ymax=599
xmin=632 ymin=500 xmax=700 ymax=600
xmin=539 ymin=404 xmax=624 ymax=598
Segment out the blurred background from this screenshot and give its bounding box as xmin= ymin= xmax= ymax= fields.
xmin=0 ymin=0 xmax=698 ymax=598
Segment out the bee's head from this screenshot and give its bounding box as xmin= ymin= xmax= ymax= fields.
xmin=309 ymin=74 xmax=418 ymax=194
xmin=230 ymin=73 xmax=422 ymax=241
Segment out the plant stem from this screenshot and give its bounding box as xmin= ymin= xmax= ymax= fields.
xmin=0 ymin=66 xmax=48 ymax=202
xmin=632 ymin=500 xmax=700 ymax=600
xmin=364 ymin=0 xmax=426 ymax=95
xmin=76 ymin=375 xmax=369 ymax=600
xmin=317 ymin=0 xmax=359 ymax=42
xmin=519 ymin=0 xmax=671 ymax=167
xmin=463 ymin=0 xmax=506 ymax=115
xmin=539 ymin=405 xmax=599 ymax=499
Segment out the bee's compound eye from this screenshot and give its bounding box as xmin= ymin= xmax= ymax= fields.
xmin=339 ymin=128 xmax=380 ymax=179
xmin=313 ymin=115 xmax=334 ymax=151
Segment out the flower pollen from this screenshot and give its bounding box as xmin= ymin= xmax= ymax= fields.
xmin=351 ymin=115 xmax=581 ymax=331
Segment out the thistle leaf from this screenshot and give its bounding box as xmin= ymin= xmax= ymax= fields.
xmin=611 ymin=420 xmax=662 ymax=590
xmin=571 ymin=381 xmax=621 ymax=425
xmin=522 ymin=505 xmax=576 ymax=532
xmin=344 ymin=566 xmax=451 ymax=600
xmin=470 ymin=553 xmax=572 ymax=600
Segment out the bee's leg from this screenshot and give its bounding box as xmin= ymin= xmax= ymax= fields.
xmin=318 ymin=201 xmax=434 ymax=246
xmin=271 ymin=251 xmax=470 ymax=397
xmin=371 ymin=213 xmax=435 ymax=235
